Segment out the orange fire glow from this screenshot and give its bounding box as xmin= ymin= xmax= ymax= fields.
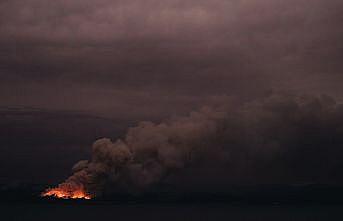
xmin=41 ymin=187 xmax=92 ymax=200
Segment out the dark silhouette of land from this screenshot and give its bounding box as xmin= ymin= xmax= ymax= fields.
xmin=2 ymin=183 xmax=343 ymax=205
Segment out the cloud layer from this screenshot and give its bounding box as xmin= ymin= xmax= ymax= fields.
xmin=1 ymin=0 xmax=343 ymax=120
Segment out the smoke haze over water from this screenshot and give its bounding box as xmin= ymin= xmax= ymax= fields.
xmin=52 ymin=93 xmax=343 ymax=196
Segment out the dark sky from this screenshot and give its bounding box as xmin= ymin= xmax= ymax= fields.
xmin=1 ymin=0 xmax=343 ymax=185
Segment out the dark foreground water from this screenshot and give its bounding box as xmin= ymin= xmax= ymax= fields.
xmin=1 ymin=203 xmax=343 ymax=221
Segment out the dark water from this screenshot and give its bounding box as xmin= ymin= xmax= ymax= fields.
xmin=1 ymin=203 xmax=343 ymax=221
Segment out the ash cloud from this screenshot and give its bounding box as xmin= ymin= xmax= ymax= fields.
xmin=58 ymin=92 xmax=343 ymax=196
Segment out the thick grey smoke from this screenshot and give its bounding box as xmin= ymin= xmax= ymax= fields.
xmin=57 ymin=92 xmax=343 ymax=196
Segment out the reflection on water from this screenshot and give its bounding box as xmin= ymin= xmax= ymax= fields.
xmin=1 ymin=204 xmax=341 ymax=221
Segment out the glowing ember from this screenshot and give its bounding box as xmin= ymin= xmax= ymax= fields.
xmin=41 ymin=187 xmax=91 ymax=200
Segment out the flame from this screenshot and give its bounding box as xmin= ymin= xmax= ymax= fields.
xmin=41 ymin=187 xmax=92 ymax=200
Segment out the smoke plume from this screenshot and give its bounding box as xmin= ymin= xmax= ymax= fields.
xmin=51 ymin=92 xmax=343 ymax=197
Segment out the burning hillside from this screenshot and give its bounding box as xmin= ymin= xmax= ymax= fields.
xmin=41 ymin=174 xmax=92 ymax=199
